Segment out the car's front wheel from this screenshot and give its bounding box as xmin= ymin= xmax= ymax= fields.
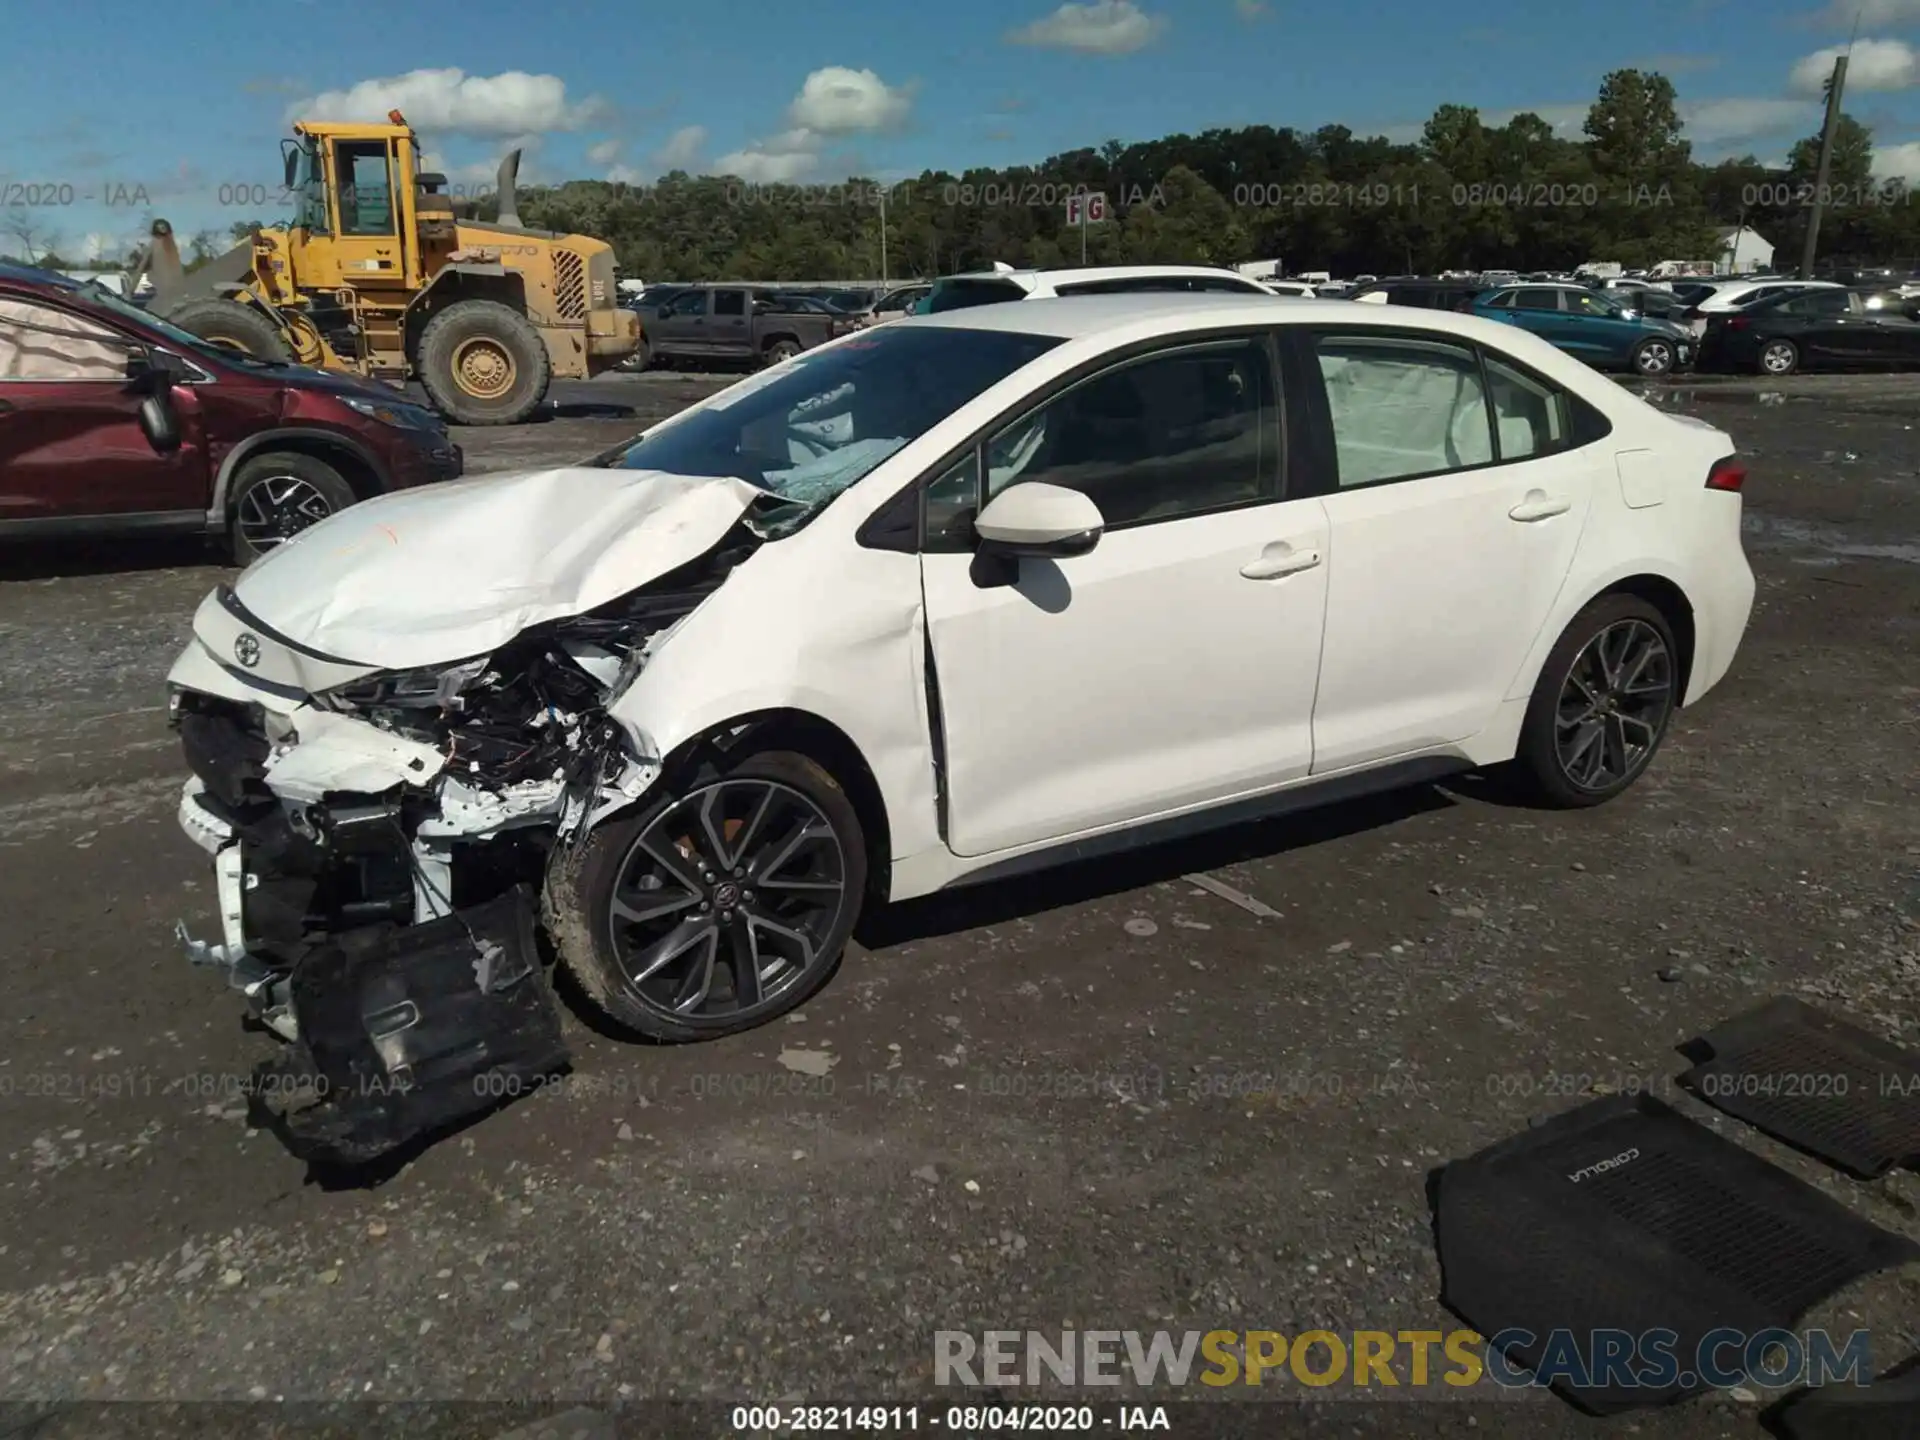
xmin=228 ymin=451 xmax=357 ymax=565
xmin=548 ymin=749 xmax=866 ymax=1041
xmin=1631 ymin=338 xmax=1676 ymax=376
xmin=1510 ymin=594 xmax=1680 ymax=808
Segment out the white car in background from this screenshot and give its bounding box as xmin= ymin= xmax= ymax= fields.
xmin=167 ymin=295 xmax=1755 ymax=1153
xmin=918 ymin=264 xmax=1289 ymax=311
xmin=1675 ymin=279 xmax=1840 ymax=336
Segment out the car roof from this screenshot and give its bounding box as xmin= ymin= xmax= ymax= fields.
xmin=901 ymin=290 xmax=1540 ymax=341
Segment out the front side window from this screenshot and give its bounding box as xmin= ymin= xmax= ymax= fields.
xmin=662 ymin=291 xmax=708 ymax=317
xmin=288 ymin=139 xmax=330 ymax=236
xmin=614 ymin=325 xmax=1059 ymax=534
xmin=0 ymin=298 xmax=129 ymax=380
xmin=1567 ymin=291 xmax=1623 ymax=319
xmin=982 ymin=338 xmax=1277 ymax=528
xmin=1314 ymin=335 xmax=1493 ymax=487
xmin=335 ymin=141 xmax=395 ymax=236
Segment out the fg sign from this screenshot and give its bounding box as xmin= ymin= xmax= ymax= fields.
xmin=1065 ymin=192 xmax=1108 ymax=226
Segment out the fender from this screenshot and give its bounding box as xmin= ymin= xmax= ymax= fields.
xmin=1504 ymin=556 xmax=1695 ymax=705
xmin=206 ymin=427 xmax=394 ymax=528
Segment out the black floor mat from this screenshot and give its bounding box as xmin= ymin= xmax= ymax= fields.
xmin=1769 ymin=1352 xmax=1920 ymax=1440
xmin=1432 ymin=1093 xmax=1920 ymax=1415
xmin=1678 ymin=997 xmax=1920 ymax=1179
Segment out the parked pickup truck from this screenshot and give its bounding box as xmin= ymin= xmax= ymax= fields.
xmin=637 ymin=285 xmax=849 ymax=370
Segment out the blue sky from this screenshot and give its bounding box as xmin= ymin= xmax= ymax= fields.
xmin=4 ymin=0 xmax=1919 ymax=260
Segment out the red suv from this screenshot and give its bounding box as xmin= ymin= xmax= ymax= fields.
xmin=0 ymin=263 xmax=462 ymax=562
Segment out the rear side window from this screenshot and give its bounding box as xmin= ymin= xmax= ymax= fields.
xmin=1513 ymin=289 xmax=1562 ymax=312
xmin=927 ymin=279 xmax=1026 ymax=312
xmin=1483 ymin=356 xmax=1569 ymax=461
xmin=714 ymin=290 xmax=747 ymax=316
xmin=1313 ymin=335 xmax=1493 ymax=487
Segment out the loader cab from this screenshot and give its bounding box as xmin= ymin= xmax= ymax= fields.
xmin=284 ymin=122 xmax=422 ymax=292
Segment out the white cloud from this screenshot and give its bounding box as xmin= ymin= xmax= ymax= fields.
xmin=1874 ymin=140 xmax=1920 ymax=180
xmin=1791 ymin=39 xmax=1919 ymax=96
xmin=1007 ymin=1 xmax=1164 ymax=55
xmin=716 ymin=128 xmax=821 ymax=183
xmin=1485 ymin=103 xmax=1592 ymax=132
xmin=717 ymin=65 xmax=910 ymax=182
xmin=1234 ymin=0 xmax=1268 ymax=17
xmin=78 ymin=231 xmax=135 ymax=262
xmin=289 ymin=68 xmax=608 ymax=138
xmin=1680 ymin=97 xmax=1815 ymax=144
xmin=585 ymin=138 xmax=623 ymax=166
xmin=787 ymin=67 xmax=912 ymax=135
xmin=653 ymin=125 xmax=707 ymax=170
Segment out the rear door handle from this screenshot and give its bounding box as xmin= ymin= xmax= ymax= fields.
xmin=1241 ymin=545 xmax=1322 ymax=579
xmin=1509 ymin=492 xmax=1571 ymax=522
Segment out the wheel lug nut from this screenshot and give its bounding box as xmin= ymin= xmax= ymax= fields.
xmin=732 ymin=867 xmax=744 ymax=878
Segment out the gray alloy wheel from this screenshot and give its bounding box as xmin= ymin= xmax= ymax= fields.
xmin=234 ymin=474 xmax=335 ymax=553
xmin=1633 ymin=338 xmax=1675 ymax=376
xmin=1553 ymin=617 xmax=1676 ymax=794
xmin=1760 ymin=339 xmax=1799 ymax=376
xmin=604 ymin=777 xmax=851 ymax=1026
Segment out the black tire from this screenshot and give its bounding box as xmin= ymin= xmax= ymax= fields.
xmin=761 ymin=337 xmax=802 ymax=366
xmin=415 ymin=299 xmax=550 ymax=425
xmin=227 ymin=450 xmax=357 ymax=565
xmin=1631 ymin=337 xmax=1676 ymax=377
xmin=1758 ymin=338 xmax=1799 ymax=377
xmin=629 ymin=337 xmax=651 ymax=372
xmin=545 ymin=748 xmax=867 ymax=1042
xmin=1509 ymin=593 xmax=1680 ymax=809
xmin=167 ymin=298 xmax=293 ymax=363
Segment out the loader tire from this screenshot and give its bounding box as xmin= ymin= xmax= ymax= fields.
xmin=167 ymin=298 xmax=293 ymax=363
xmin=416 ymin=300 xmax=550 ymax=426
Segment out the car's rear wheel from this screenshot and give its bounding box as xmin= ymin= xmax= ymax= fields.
xmin=1759 ymin=339 xmax=1799 ymax=376
xmin=1631 ymin=338 xmax=1676 ymax=376
xmin=228 ymin=451 xmax=357 ymax=565
xmin=548 ymin=749 xmax=866 ymax=1042
xmin=1510 ymin=594 xmax=1679 ymax=808
xmin=762 ymin=338 xmax=802 ymax=366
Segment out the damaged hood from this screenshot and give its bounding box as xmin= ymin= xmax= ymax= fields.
xmin=231 ymin=467 xmax=765 ymax=670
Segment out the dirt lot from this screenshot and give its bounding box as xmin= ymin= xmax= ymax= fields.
xmin=0 ymin=370 xmax=1916 ymax=1438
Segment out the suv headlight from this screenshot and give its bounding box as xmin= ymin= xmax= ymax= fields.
xmin=344 ymin=396 xmax=444 ymax=431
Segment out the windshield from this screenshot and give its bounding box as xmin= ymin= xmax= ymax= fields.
xmin=614 ymin=325 xmax=1060 ymax=533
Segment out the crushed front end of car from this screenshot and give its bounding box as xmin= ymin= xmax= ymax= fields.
xmin=167 ymin=468 xmax=764 ymax=1165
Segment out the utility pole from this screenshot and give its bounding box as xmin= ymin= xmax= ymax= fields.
xmin=878 ymin=185 xmax=889 ymax=286
xmin=1800 ymin=50 xmax=1851 ymax=280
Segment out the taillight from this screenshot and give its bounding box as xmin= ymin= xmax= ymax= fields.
xmin=1706 ymin=456 xmax=1747 ymax=492
xmin=1725 ymin=316 xmax=1749 ymax=330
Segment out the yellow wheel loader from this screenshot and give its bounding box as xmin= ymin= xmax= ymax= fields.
xmin=128 ymin=112 xmax=639 ymax=425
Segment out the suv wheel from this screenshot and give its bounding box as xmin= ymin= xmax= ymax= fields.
xmin=228 ymin=451 xmax=357 ymax=565
xmin=762 ymin=338 xmax=802 ymax=366
xmin=546 ymin=749 xmax=866 ymax=1042
xmin=1631 ymin=338 xmax=1675 ymax=376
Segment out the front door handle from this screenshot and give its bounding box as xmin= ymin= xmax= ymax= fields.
xmin=1509 ymin=492 xmax=1571 ymax=522
xmin=1241 ymin=545 xmax=1322 ymax=579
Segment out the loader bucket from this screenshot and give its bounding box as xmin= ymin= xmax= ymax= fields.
xmin=141 ymin=221 xmax=257 ymax=313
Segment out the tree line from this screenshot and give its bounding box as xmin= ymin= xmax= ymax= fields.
xmin=502 ymin=70 xmax=1911 ymax=282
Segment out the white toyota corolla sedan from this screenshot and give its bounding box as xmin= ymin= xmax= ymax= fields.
xmin=167 ymin=294 xmax=1753 ymax=1150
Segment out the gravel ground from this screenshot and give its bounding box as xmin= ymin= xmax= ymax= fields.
xmin=0 ymin=370 xmax=1915 ymax=1439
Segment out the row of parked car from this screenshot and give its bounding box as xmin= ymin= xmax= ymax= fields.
xmin=625 ymin=265 xmax=1920 ymax=379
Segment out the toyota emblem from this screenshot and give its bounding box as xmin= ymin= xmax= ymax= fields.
xmin=233 ymin=633 xmax=262 ymax=668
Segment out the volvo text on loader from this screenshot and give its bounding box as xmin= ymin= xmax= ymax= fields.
xmin=128 ymin=112 xmax=640 ymax=425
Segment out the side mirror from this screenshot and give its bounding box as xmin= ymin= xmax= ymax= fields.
xmin=138 ymin=391 xmax=180 ymax=452
xmin=127 ymin=348 xmax=188 ymax=391
xmin=281 ymin=140 xmax=300 ymax=192
xmin=973 ymin=482 xmax=1104 ymax=558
